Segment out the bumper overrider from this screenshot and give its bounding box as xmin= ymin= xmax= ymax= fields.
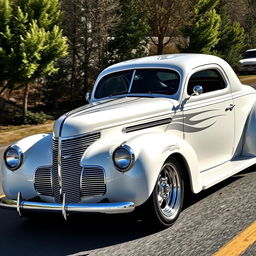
xmin=0 ymin=192 xmax=135 ymax=219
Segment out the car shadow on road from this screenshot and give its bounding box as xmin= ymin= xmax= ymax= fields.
xmin=0 ymin=167 xmax=253 ymax=256
xmin=0 ymin=209 xmax=157 ymax=256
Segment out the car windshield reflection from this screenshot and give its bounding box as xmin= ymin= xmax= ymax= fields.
xmin=94 ymin=69 xmax=180 ymax=99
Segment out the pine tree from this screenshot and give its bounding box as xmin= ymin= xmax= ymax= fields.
xmin=245 ymin=0 xmax=256 ymax=48
xmin=182 ymin=0 xmax=221 ymax=54
xmin=0 ymin=0 xmax=68 ymax=116
xmin=107 ymin=0 xmax=150 ymax=63
xmin=215 ymin=6 xmax=245 ymax=67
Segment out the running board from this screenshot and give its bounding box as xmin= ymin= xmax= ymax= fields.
xmin=201 ymin=156 xmax=256 ymax=190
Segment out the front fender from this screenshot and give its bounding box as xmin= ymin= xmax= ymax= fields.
xmin=81 ymin=131 xmax=201 ymax=206
xmin=2 ymin=133 xmax=52 ymax=199
xmin=125 ymin=132 xmax=201 ymax=195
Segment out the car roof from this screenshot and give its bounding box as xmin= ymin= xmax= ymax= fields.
xmin=103 ymin=54 xmax=227 ymax=74
xmin=96 ymin=53 xmax=242 ymax=93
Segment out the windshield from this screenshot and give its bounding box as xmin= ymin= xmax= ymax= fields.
xmin=94 ymin=69 xmax=180 ymax=99
xmin=244 ymin=50 xmax=256 ymax=59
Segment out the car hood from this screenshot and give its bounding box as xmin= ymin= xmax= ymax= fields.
xmin=53 ymin=97 xmax=177 ymax=138
xmin=239 ymin=58 xmax=256 ymax=65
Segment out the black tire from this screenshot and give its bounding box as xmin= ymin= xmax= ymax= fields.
xmin=140 ymin=157 xmax=184 ymax=228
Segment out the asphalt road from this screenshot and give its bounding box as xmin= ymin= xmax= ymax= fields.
xmin=0 ymin=144 xmax=255 ymax=256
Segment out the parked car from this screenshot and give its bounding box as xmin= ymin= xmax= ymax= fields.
xmin=1 ymin=54 xmax=256 ymax=228
xmin=237 ymin=49 xmax=256 ymax=74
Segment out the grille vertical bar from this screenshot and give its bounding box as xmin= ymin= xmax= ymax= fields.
xmin=52 ymin=132 xmax=101 ymax=203
xmin=52 ymin=139 xmax=61 ymax=202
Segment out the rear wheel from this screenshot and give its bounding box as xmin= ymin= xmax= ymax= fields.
xmin=145 ymin=157 xmax=184 ymax=228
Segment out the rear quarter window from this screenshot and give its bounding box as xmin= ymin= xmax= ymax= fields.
xmin=187 ymin=69 xmax=226 ymax=95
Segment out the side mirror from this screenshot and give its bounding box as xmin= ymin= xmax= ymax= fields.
xmin=85 ymin=92 xmax=91 ymax=102
xmin=192 ymin=85 xmax=203 ymax=96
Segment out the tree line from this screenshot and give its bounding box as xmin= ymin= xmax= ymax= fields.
xmin=0 ymin=0 xmax=255 ymax=123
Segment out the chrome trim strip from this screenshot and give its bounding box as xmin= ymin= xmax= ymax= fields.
xmin=58 ymin=137 xmax=62 ymax=197
xmin=0 ymin=196 xmax=135 ymax=216
xmin=123 ymin=118 xmax=172 ymax=133
xmin=53 ymin=130 xmax=101 ymax=141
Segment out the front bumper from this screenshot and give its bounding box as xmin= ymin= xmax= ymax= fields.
xmin=0 ymin=193 xmax=135 ymax=219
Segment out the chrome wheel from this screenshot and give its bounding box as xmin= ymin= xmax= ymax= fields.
xmin=156 ymin=162 xmax=182 ymax=220
xmin=137 ymin=157 xmax=184 ymax=228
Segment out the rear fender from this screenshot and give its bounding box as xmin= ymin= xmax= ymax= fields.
xmin=242 ymin=102 xmax=256 ymax=156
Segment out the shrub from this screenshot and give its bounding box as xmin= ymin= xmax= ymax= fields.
xmin=12 ymin=111 xmax=53 ymax=125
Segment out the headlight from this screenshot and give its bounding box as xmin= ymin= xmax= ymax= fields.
xmin=113 ymin=145 xmax=135 ymax=172
xmin=4 ymin=145 xmax=23 ymax=171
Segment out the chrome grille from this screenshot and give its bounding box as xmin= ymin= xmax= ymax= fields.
xmin=34 ymin=167 xmax=53 ymax=196
xmin=81 ymin=167 xmax=106 ymax=197
xmin=52 ymin=132 xmax=101 ymax=203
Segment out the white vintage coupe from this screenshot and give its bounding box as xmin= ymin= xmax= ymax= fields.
xmin=1 ymin=54 xmax=256 ymax=227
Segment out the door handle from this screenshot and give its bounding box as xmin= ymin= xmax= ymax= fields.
xmin=225 ymin=104 xmax=235 ymax=111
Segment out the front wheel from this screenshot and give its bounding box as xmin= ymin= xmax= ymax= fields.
xmin=145 ymin=157 xmax=184 ymax=228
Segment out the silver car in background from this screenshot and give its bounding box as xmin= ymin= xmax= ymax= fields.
xmin=238 ymin=49 xmax=256 ymax=74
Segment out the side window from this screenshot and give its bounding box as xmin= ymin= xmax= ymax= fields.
xmin=187 ymin=69 xmax=226 ymax=95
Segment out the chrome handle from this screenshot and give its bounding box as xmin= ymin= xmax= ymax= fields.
xmin=225 ymin=104 xmax=235 ymax=111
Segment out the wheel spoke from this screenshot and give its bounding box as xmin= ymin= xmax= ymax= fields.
xmin=157 ymin=195 xmax=164 ymax=206
xmin=156 ymin=162 xmax=182 ymax=219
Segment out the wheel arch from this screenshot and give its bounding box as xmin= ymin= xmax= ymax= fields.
xmin=169 ymin=153 xmax=193 ymax=197
xmin=242 ymin=101 xmax=256 ymax=156
xmin=124 ymin=131 xmax=202 ymax=202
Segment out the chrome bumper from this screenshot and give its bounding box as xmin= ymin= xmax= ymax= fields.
xmin=0 ymin=193 xmax=135 ymax=219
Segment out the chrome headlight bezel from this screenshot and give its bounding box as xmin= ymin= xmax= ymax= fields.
xmin=4 ymin=145 xmax=23 ymax=171
xmin=112 ymin=145 xmax=135 ymax=172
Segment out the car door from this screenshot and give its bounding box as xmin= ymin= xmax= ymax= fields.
xmin=182 ymin=66 xmax=235 ymax=172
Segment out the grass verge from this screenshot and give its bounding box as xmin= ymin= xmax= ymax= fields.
xmin=239 ymin=75 xmax=256 ymax=84
xmin=0 ymin=121 xmax=54 ymax=145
